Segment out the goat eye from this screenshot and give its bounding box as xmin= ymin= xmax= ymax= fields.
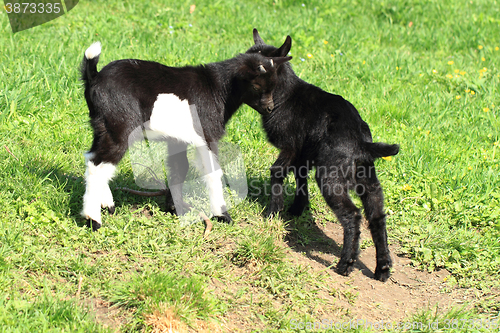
xmin=252 ymin=85 xmax=260 ymax=91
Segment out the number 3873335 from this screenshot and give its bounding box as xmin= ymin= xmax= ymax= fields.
xmin=5 ymin=3 xmax=62 ymax=14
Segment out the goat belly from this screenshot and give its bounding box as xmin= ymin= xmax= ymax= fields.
xmin=144 ymin=93 xmax=206 ymax=146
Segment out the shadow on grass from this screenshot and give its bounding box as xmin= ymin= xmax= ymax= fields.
xmin=23 ymin=159 xmax=166 ymax=228
xmin=247 ymin=175 xmax=376 ymax=280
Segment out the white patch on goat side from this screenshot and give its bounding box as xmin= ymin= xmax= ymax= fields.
xmin=85 ymin=42 xmax=101 ymax=60
xmin=146 ymin=94 xmax=206 ymax=147
xmin=81 ymin=157 xmax=116 ymax=224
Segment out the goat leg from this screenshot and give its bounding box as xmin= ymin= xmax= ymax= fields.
xmin=288 ymin=165 xmax=309 ymax=216
xmin=267 ymin=151 xmax=295 ymax=216
xmin=356 ymin=162 xmax=392 ymax=281
xmin=316 ymin=172 xmax=361 ymax=277
xmin=336 ymin=215 xmax=362 ymax=276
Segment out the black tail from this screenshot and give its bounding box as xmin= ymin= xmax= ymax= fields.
xmin=80 ymin=42 xmax=101 ymax=88
xmin=364 ymin=142 xmax=400 ymax=160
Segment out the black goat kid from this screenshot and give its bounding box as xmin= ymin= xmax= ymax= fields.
xmin=80 ymin=41 xmax=291 ymax=231
xmin=247 ymin=30 xmax=399 ymax=281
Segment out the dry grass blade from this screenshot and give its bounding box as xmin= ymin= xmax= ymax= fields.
xmin=76 ymin=276 xmax=83 ymax=298
xmin=200 ymin=212 xmax=213 ymax=239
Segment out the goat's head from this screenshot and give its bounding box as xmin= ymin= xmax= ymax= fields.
xmin=246 ymin=29 xmax=292 ymax=61
xmin=238 ymin=38 xmax=291 ymax=114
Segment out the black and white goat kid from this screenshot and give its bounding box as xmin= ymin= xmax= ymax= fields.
xmin=247 ymin=30 xmax=399 ymax=281
xmin=80 ymin=41 xmax=291 ymax=231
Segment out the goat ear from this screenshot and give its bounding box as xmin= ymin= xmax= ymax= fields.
xmin=271 ymin=35 xmax=292 ymax=57
xmin=269 ymin=56 xmax=292 ymax=67
xmin=253 ymin=28 xmax=265 ymax=45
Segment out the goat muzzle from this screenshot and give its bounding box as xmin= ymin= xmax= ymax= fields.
xmin=264 ymin=100 xmax=274 ymax=113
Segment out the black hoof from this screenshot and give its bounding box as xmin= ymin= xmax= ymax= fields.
xmin=214 ymin=211 xmax=232 ymax=224
xmin=336 ymin=259 xmax=355 ymax=276
xmin=166 ymin=206 xmax=178 ymax=216
xmin=165 ymin=199 xmax=177 ymax=215
xmin=266 ymin=209 xmax=280 ymax=218
xmin=86 ymin=219 xmax=101 ymax=232
xmin=107 ymin=206 xmax=115 ymax=215
xmin=374 ymin=264 xmax=392 ymax=282
xmin=267 ymin=203 xmax=284 ymax=216
xmin=165 ymin=203 xmax=182 ymax=216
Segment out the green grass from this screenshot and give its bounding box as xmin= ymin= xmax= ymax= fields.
xmin=1 ymin=0 xmax=499 ymax=331
xmin=109 ymin=270 xmax=225 ymax=330
xmin=0 ymin=293 xmax=107 ymax=332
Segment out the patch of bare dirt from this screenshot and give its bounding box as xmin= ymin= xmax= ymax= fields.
xmin=285 ymin=218 xmax=476 ymax=322
xmin=212 ymin=216 xmax=481 ymax=332
xmin=82 ymin=298 xmax=131 ymax=332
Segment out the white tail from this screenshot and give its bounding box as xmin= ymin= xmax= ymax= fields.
xmin=84 ymin=41 xmax=101 ymax=60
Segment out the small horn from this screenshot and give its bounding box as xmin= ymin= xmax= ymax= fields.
xmin=253 ymin=28 xmax=265 ymax=45
xmin=270 ymin=59 xmax=274 ymax=67
xmin=257 ymin=64 xmax=266 ymax=73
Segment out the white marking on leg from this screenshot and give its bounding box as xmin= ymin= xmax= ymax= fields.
xmin=196 ymin=146 xmax=227 ymax=216
xmin=82 ymin=160 xmax=102 ymax=224
xmin=81 ymin=156 xmax=116 ymax=224
xmin=99 ymin=163 xmax=116 ymax=209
